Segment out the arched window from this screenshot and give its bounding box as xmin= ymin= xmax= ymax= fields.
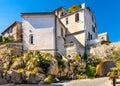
xmin=60 ymin=12 xmax=64 ymax=17
xmin=75 ymin=13 xmax=79 ymax=22
xmin=29 ymin=34 xmax=33 ymax=44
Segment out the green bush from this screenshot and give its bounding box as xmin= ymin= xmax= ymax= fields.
xmin=74 ymin=66 xmax=85 ymax=75
xmin=0 ymin=36 xmax=2 ymax=43
xmin=68 ymin=5 xmax=81 ymax=13
xmin=85 ymin=65 xmax=96 ymax=78
xmin=74 ymin=54 xmax=81 ymax=61
xmin=82 ymin=52 xmax=88 ymax=61
xmin=44 ymin=75 xmax=53 ymax=84
xmin=60 ymin=76 xmax=70 ymax=80
xmin=101 ymin=41 xmax=111 ymax=45
xmin=37 ymin=53 xmax=50 ymax=72
xmin=56 ymin=57 xmax=65 ymax=69
xmin=87 ymin=55 xmax=101 ymax=67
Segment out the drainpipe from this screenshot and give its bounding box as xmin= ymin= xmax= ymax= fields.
xmin=54 ymin=15 xmax=58 ymax=56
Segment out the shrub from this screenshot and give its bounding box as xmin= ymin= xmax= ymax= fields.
xmin=76 ymin=74 xmax=87 ymax=79
xmin=44 ymin=75 xmax=53 ymax=84
xmin=60 ymin=76 xmax=70 ymax=80
xmin=37 ymin=53 xmax=50 ymax=72
xmin=56 ymin=57 xmax=65 ymax=69
xmin=74 ymin=54 xmax=81 ymax=61
xmin=107 ymin=67 xmax=119 ymax=79
xmin=74 ymin=66 xmax=85 ymax=75
xmin=87 ymin=55 xmax=101 ymax=67
xmin=24 ymin=51 xmax=31 ymax=62
xmin=82 ymin=52 xmax=88 ymax=61
xmin=68 ymin=5 xmax=81 ymax=13
xmin=0 ymin=36 xmax=2 ymax=43
xmin=101 ymin=40 xmax=111 ymax=45
xmin=85 ymin=65 xmax=96 ymax=78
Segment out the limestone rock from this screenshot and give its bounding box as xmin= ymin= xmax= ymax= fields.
xmin=11 ymin=59 xmax=24 ymax=70
xmin=10 ymin=71 xmax=24 ymax=84
xmin=95 ymin=61 xmax=116 ymax=76
xmin=48 ymin=58 xmax=58 ymax=75
xmin=0 ymin=78 xmax=7 ymax=84
xmin=27 ymin=73 xmax=45 ymax=84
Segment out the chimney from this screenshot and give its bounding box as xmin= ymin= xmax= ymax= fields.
xmin=81 ymin=3 xmax=86 ymax=9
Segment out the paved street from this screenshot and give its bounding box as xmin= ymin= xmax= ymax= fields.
xmin=63 ymin=77 xmax=113 ymax=86
xmin=0 ymin=77 xmax=118 ymax=86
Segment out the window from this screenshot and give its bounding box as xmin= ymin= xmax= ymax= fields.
xmin=92 ymin=25 xmax=95 ymax=32
xmin=7 ymin=28 xmax=12 ymax=34
xmin=60 ymin=12 xmax=64 ymax=17
xmin=90 ymin=34 xmax=92 ymax=40
xmin=66 ymin=18 xmax=68 ymax=25
xmin=88 ymin=32 xmax=90 ymax=40
xmin=75 ymin=13 xmax=79 ymax=22
xmin=29 ymin=34 xmax=33 ymax=44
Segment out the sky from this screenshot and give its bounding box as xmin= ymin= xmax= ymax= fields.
xmin=0 ymin=0 xmax=120 ymax=42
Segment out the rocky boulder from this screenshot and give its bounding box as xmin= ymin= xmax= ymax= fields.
xmin=11 ymin=59 xmax=24 ymax=70
xmin=27 ymin=73 xmax=45 ymax=84
xmin=48 ymin=58 xmax=58 ymax=75
xmin=10 ymin=71 xmax=25 ymax=84
xmin=95 ymin=61 xmax=116 ymax=76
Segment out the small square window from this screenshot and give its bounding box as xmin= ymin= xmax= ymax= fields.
xmin=66 ymin=18 xmax=68 ymax=25
xmin=92 ymin=25 xmax=96 ymax=33
xmin=75 ymin=13 xmax=79 ymax=22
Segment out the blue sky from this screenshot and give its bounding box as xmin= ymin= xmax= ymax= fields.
xmin=0 ymin=0 xmax=120 ymax=42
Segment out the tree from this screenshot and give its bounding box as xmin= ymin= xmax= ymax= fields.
xmin=68 ymin=5 xmax=80 ymax=13
xmin=0 ymin=36 xmax=2 ymax=43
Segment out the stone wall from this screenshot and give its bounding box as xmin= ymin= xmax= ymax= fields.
xmin=90 ymin=42 xmax=120 ymax=58
xmin=0 ymin=43 xmax=22 ymax=57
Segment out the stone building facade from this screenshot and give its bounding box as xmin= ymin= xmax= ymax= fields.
xmin=1 ymin=21 xmax=22 ymax=41
xmin=21 ymin=3 xmax=98 ymax=56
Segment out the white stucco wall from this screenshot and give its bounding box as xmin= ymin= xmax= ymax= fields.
xmin=61 ymin=10 xmax=84 ymax=33
xmin=60 ymin=9 xmax=86 ymax=47
xmin=22 ymin=15 xmax=55 ymax=54
xmin=56 ymin=20 xmax=66 ymax=55
xmin=98 ymin=32 xmax=109 ymax=41
xmin=65 ymin=34 xmax=85 ymax=56
xmin=84 ymin=8 xmax=98 ymax=45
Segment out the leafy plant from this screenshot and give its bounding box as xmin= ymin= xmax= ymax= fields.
xmin=68 ymin=5 xmax=81 ymax=13
xmin=0 ymin=36 xmax=2 ymax=43
xmin=82 ymin=52 xmax=88 ymax=61
xmin=56 ymin=57 xmax=65 ymax=69
xmin=44 ymin=75 xmax=53 ymax=84
xmin=74 ymin=54 xmax=81 ymax=61
xmin=101 ymin=40 xmax=111 ymax=45
xmin=37 ymin=53 xmax=50 ymax=72
xmin=87 ymin=55 xmax=101 ymax=67
xmin=74 ymin=66 xmax=85 ymax=75
xmin=85 ymin=65 xmax=96 ymax=78
xmin=112 ymin=49 xmax=120 ymax=62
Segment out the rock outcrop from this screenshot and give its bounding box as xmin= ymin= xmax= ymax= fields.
xmin=90 ymin=42 xmax=120 ymax=58
xmin=95 ymin=61 xmax=116 ymax=76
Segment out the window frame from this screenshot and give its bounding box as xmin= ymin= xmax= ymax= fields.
xmin=29 ymin=34 xmax=33 ymax=44
xmin=66 ymin=18 xmax=68 ymax=25
xmin=92 ymin=25 xmax=96 ymax=33
xmin=75 ymin=13 xmax=79 ymax=22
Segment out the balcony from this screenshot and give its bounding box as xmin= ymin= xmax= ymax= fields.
xmin=87 ymin=39 xmax=101 ymax=46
